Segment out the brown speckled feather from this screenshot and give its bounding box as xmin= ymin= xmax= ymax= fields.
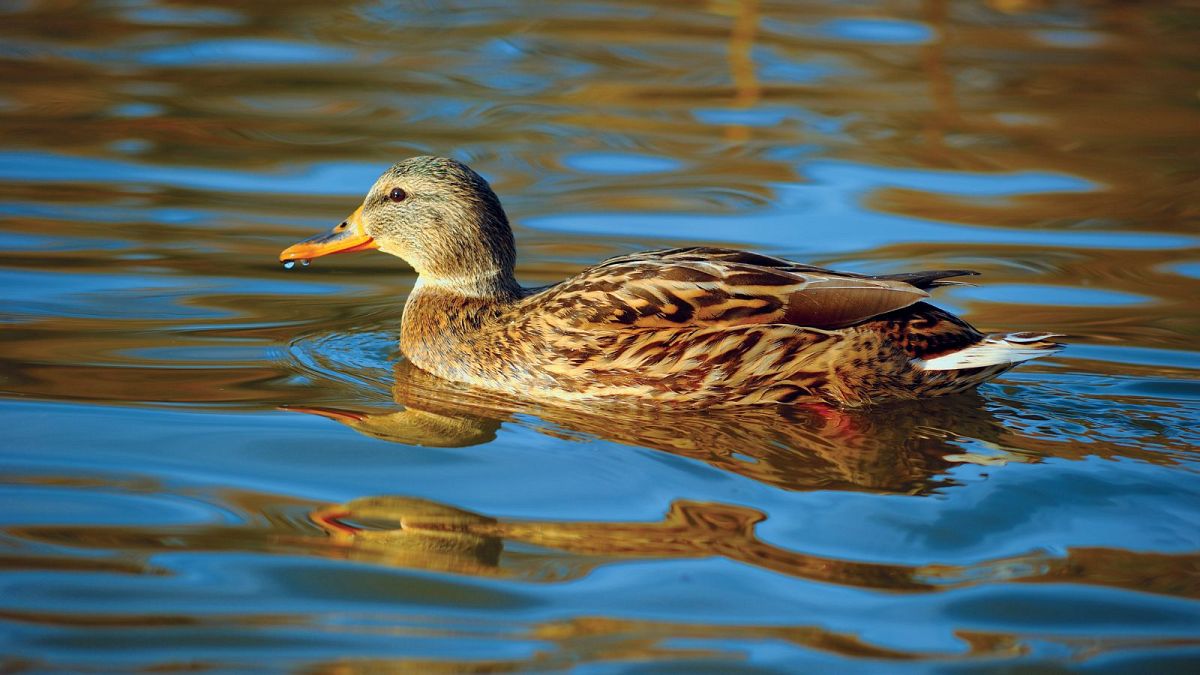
xmin=531 ymin=247 xmax=966 ymax=331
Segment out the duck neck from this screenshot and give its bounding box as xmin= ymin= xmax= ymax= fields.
xmin=400 ymin=269 xmax=522 ymax=371
xmin=411 ymin=266 xmax=523 ymax=302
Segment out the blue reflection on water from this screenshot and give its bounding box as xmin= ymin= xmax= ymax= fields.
xmin=755 ymin=47 xmax=844 ymax=83
xmin=806 ymin=160 xmax=1096 ymax=196
xmin=0 ymin=486 xmax=232 ymax=528
xmin=0 ymin=268 xmax=351 ymax=323
xmin=138 ymin=39 xmax=357 ymax=67
xmin=0 ymin=151 xmax=381 ymax=196
xmin=1034 ymin=30 xmax=1108 ymax=48
xmin=0 ymin=230 xmax=129 ymax=252
xmin=119 ymin=5 xmax=245 ymax=27
xmin=695 ymin=107 xmax=853 ymax=135
xmin=562 ymin=152 xmax=683 ymax=175
xmin=951 ymin=284 xmax=1152 ymax=307
xmin=108 ymin=102 xmax=164 ymax=119
xmin=693 ymin=107 xmax=791 ymax=127
xmin=817 ymin=18 xmax=935 ymax=45
xmin=1059 ymin=344 xmax=1200 ymax=371
xmin=1166 ymin=261 xmax=1200 ymax=279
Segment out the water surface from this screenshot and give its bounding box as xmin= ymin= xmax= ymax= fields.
xmin=1 ymin=1 xmax=1199 ymax=671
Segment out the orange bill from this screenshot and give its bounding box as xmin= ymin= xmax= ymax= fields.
xmin=309 ymin=504 xmax=361 ymax=538
xmin=279 ymin=205 xmax=378 ymax=262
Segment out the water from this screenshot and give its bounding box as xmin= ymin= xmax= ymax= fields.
xmin=1 ymin=1 xmax=1198 ymax=671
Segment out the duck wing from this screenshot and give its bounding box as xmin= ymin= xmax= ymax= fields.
xmin=530 ymin=247 xmax=978 ymax=331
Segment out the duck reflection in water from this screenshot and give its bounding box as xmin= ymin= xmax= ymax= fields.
xmin=303 ymin=493 xmax=1198 ymax=601
xmin=310 ymin=496 xmax=980 ymax=592
xmin=17 ymin=489 xmax=1192 ymax=665
xmin=289 ymin=360 xmax=1029 ymax=496
xmin=10 ymin=485 xmax=1194 ymax=603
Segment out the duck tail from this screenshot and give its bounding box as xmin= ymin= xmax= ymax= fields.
xmin=919 ymin=332 xmax=1064 ymax=371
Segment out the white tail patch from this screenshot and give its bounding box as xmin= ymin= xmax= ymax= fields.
xmin=920 ymin=332 xmax=1063 ymax=371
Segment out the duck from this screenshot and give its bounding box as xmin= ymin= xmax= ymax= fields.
xmin=280 ymin=156 xmax=1062 ymax=407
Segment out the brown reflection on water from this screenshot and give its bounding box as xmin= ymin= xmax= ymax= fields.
xmin=293 ymin=362 xmax=986 ymax=495
xmin=8 ymin=474 xmax=1198 ymax=667
xmin=309 ymin=496 xmax=1200 ymax=600
xmin=10 ymin=481 xmax=1198 ymax=601
xmin=285 ymin=360 xmax=1191 ymax=497
xmin=723 ymin=0 xmax=760 ymax=144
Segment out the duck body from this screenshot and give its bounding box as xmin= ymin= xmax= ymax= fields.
xmin=282 ymin=156 xmax=1061 ymax=408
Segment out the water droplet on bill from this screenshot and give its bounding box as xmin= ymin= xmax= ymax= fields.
xmin=301 ymin=259 xmax=311 ymax=267
xmin=282 ymin=260 xmax=295 ymax=269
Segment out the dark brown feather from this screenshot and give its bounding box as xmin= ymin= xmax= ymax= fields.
xmin=873 ymin=269 xmax=979 ymax=289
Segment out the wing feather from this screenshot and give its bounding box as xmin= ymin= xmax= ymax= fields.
xmin=529 ymin=247 xmax=971 ymax=331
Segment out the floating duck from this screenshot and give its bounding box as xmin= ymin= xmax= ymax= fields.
xmin=280 ymin=156 xmax=1061 ymax=407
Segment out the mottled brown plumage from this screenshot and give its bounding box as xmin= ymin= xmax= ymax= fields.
xmin=281 ymin=156 xmax=1062 ymax=408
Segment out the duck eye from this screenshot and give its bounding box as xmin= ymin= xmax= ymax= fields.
xmin=388 ymin=187 xmax=407 ymax=202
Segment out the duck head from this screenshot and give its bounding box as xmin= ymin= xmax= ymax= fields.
xmin=280 ymin=156 xmax=517 ymax=287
